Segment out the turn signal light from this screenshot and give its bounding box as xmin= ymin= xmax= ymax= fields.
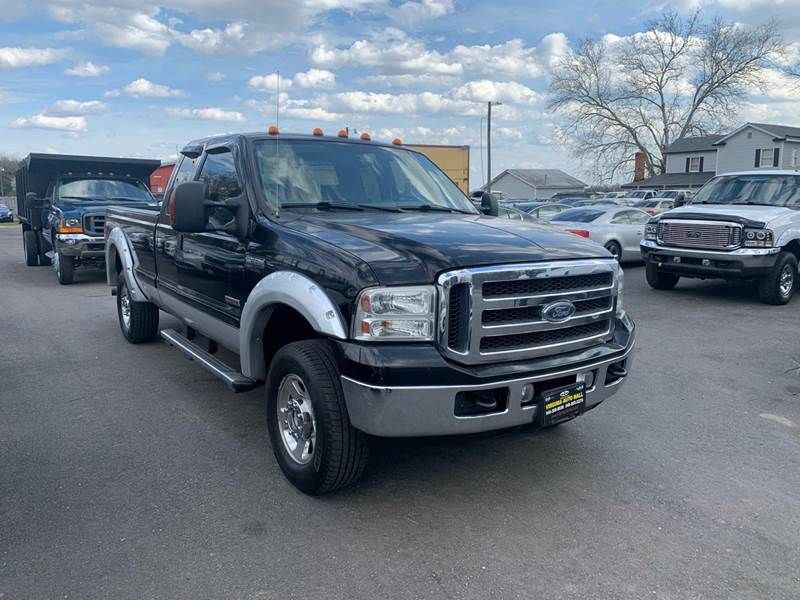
xmin=567 ymin=229 xmax=590 ymax=238
xmin=268 ymin=125 xmax=279 ymax=135
xmin=338 ymin=129 xmax=348 ymax=138
xmin=312 ymin=127 xmax=324 ymax=136
xmin=360 ymin=132 xmax=371 ymax=141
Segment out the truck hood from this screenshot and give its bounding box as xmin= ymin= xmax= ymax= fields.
xmin=659 ymin=204 xmax=795 ymax=228
xmin=280 ymin=211 xmax=609 ymax=285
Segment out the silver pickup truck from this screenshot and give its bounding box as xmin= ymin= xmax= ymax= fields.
xmin=641 ymin=170 xmax=800 ymax=305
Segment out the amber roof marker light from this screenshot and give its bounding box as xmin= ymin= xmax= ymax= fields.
xmin=312 ymin=128 xmax=324 ymax=136
xmin=338 ymin=129 xmax=349 ymax=138
xmin=360 ymin=132 xmax=371 ymax=141
xmin=392 ymin=138 xmax=402 ymax=146
xmin=268 ymin=125 xmax=279 ymax=135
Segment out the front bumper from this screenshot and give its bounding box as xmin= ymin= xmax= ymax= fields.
xmin=339 ymin=316 xmax=635 ymax=437
xmin=55 ymin=233 xmax=106 ymax=259
xmin=640 ymin=240 xmax=779 ymax=278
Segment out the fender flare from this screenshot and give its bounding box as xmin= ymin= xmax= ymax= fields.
xmin=105 ymin=227 xmax=148 ymax=302
xmin=240 ymin=271 xmax=348 ymax=379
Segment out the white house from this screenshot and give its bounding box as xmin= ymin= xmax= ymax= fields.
xmin=624 ymin=123 xmax=800 ymax=190
xmin=483 ymin=169 xmax=587 ymax=199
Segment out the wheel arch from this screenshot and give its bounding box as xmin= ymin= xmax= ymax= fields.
xmin=240 ymin=271 xmax=348 ymax=380
xmin=105 ymin=227 xmax=147 ymax=302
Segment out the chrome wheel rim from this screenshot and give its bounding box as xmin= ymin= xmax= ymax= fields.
xmin=276 ymin=374 xmax=316 ymax=465
xmin=779 ymin=264 xmax=794 ymax=297
xmin=53 ymin=252 xmax=60 ymax=275
xmin=606 ymin=244 xmax=620 ymax=260
xmin=119 ymin=284 xmax=132 ymax=330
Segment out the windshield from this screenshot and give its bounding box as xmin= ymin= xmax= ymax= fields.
xmin=57 ymin=178 xmax=153 ymax=202
xmin=635 ymin=200 xmax=660 ymax=208
xmin=253 ymin=140 xmax=477 ymax=214
xmin=693 ymin=174 xmax=800 ymax=207
xmin=550 ymin=208 xmax=605 ymax=223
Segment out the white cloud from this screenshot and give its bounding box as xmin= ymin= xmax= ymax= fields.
xmin=117 ymin=78 xmax=186 ymax=98
xmin=64 ymin=61 xmax=109 ymax=76
xmin=249 ymin=69 xmax=337 ymax=92
xmin=390 ymin=0 xmax=454 ymax=27
xmin=48 ymin=100 xmax=107 ymax=115
xmin=10 ymin=113 xmax=87 ymax=132
xmin=248 ymin=73 xmax=294 ymax=92
xmin=0 ymin=47 xmax=67 ymax=68
xmin=450 ymin=80 xmax=540 ymax=104
xmin=206 ymin=71 xmax=226 ymax=82
xmin=166 ymin=107 xmax=246 ymax=122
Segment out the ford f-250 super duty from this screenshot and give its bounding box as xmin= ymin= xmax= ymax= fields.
xmin=641 ymin=170 xmax=800 ymax=305
xmin=104 ymin=130 xmax=635 ymax=494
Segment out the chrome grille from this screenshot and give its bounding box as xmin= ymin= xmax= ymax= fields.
xmin=438 ymin=260 xmax=618 ymax=365
xmin=83 ymin=213 xmax=106 ymax=236
xmin=657 ymin=220 xmax=742 ymax=250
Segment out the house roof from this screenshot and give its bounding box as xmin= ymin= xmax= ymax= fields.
xmin=714 ymin=122 xmax=800 ymax=145
xmin=487 ymin=169 xmax=587 ymax=191
xmin=621 ymin=171 xmax=715 ymax=190
xmin=665 ymin=135 xmax=724 ymax=154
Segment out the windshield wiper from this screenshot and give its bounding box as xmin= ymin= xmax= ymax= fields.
xmin=397 ymin=203 xmax=471 ymax=214
xmin=59 ymin=195 xmax=101 ymax=201
xmin=357 ymin=203 xmax=403 ymax=212
xmin=282 ymin=202 xmax=363 ymax=211
xmin=109 ymin=196 xmax=149 ymax=202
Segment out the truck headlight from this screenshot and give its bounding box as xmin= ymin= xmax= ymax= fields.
xmin=743 ymin=228 xmax=773 ymax=248
xmin=616 ymin=267 xmax=625 ymax=317
xmin=644 ymin=222 xmax=658 ymax=241
xmin=58 ymin=217 xmax=83 ymax=234
xmin=353 ymin=286 xmax=436 ymax=341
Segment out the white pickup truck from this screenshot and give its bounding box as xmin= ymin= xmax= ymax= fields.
xmin=641 ymin=170 xmax=800 ymax=304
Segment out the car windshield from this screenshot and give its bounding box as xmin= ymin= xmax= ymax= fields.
xmin=57 ymin=178 xmax=153 ymax=202
xmin=253 ymin=139 xmax=477 ymax=214
xmin=635 ymin=200 xmax=659 ymax=207
xmin=550 ymin=208 xmax=605 ymax=223
xmin=693 ymin=174 xmax=800 ymax=207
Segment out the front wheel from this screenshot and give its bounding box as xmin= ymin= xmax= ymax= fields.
xmin=116 ymin=278 xmax=159 ymax=342
xmin=266 ymin=340 xmax=369 ymax=495
xmin=645 ymin=262 xmax=679 ymax=290
xmin=758 ymin=251 xmax=797 ymax=305
xmin=55 ymin=251 xmax=74 ymax=285
xmin=23 ymin=230 xmax=39 ymax=266
xmin=604 ymin=241 xmax=622 ymax=262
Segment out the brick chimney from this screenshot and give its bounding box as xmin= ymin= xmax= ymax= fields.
xmin=633 ymin=152 xmax=646 ymax=182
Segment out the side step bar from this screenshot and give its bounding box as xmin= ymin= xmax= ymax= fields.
xmin=160 ymin=328 xmax=261 ymax=393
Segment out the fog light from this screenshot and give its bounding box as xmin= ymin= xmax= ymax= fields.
xmin=702 ymin=258 xmax=710 ymax=266
xmin=64 ymin=238 xmax=76 ymax=245
xmin=521 ymin=384 xmax=534 ymax=404
xmin=673 ymin=256 xmax=681 ymax=263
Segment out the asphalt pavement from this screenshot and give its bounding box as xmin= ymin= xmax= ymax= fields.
xmin=1 ymin=224 xmax=799 ymax=600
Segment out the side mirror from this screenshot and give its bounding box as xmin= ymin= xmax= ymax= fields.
xmin=172 ymin=182 xmax=209 ymax=233
xmin=480 ymin=191 xmax=499 ymax=216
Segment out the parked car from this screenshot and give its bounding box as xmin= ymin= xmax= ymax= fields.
xmin=104 ymin=131 xmax=635 ymax=494
xmin=557 ymin=197 xmax=595 ymax=206
xmin=641 ymin=170 xmax=800 ymax=304
xmin=497 ymin=204 xmax=540 ymax=223
xmin=550 ymin=206 xmax=651 ymax=261
xmin=653 ymin=189 xmax=693 ymax=207
xmin=0 ymin=203 xmax=13 ymax=222
xmin=525 ymin=203 xmax=572 ymax=221
xmin=634 ymin=198 xmax=675 ymax=215
xmin=15 ymin=154 xmax=159 ymax=284
xmin=623 ymin=190 xmax=657 ymax=200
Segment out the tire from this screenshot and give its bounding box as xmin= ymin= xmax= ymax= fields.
xmin=266 ymin=339 xmax=369 ymax=495
xmin=604 ymin=241 xmax=622 ymax=262
xmin=55 ymin=251 xmax=75 ymax=285
xmin=758 ymin=251 xmax=797 ymax=305
xmin=645 ymin=262 xmax=679 ymax=290
xmin=116 ymin=278 xmax=159 ymax=342
xmin=23 ymin=230 xmax=39 ymax=266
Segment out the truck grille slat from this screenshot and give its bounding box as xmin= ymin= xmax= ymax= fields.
xmin=83 ymin=214 xmax=106 ymax=236
xmin=657 ymin=221 xmax=742 ymax=250
xmin=438 ymin=260 xmax=618 ymax=365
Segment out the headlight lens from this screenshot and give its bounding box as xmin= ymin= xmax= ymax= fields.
xmin=616 ymin=267 xmax=625 ymax=317
xmin=644 ymin=222 xmax=658 ymax=240
xmin=743 ymin=228 xmax=773 ymax=248
xmin=58 ymin=217 xmax=83 ymax=233
xmin=353 ymin=286 xmax=436 ymax=341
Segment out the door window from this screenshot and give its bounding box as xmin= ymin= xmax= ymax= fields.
xmin=197 ymin=149 xmax=241 ymax=231
xmin=609 ymin=212 xmax=632 ymax=224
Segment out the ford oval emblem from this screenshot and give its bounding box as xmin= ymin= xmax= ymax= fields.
xmin=541 ymin=301 xmax=576 ymax=322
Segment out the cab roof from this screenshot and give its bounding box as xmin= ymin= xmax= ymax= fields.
xmin=181 ymin=132 xmax=408 ymax=157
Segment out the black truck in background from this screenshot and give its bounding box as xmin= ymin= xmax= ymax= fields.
xmin=16 ymin=153 xmax=159 ymax=283
xmin=104 ymin=131 xmax=636 ymax=494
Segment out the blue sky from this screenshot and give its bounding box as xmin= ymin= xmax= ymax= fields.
xmin=1 ymin=0 xmax=798 ymax=185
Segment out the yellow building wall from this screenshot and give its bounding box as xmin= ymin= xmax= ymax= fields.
xmin=407 ymin=145 xmax=470 ymax=194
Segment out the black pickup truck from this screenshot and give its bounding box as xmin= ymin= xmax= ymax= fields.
xmin=104 ymin=131 xmax=635 ymax=494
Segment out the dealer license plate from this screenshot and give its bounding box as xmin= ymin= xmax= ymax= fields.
xmin=540 ymin=382 xmax=585 ymax=427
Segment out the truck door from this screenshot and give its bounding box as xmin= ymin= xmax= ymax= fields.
xmin=175 ymin=146 xmax=248 ymax=326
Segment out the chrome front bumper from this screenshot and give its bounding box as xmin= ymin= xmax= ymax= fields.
xmin=341 ymin=337 xmax=634 ymax=437
xmin=55 ymin=233 xmax=106 ymax=258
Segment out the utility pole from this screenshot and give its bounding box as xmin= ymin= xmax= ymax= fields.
xmin=485 ymin=101 xmax=502 ymax=194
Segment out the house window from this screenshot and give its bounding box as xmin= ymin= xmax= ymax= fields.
xmin=688 ymin=157 xmax=702 ymax=172
xmin=792 ymin=149 xmax=798 ymax=168
xmin=757 ymin=148 xmax=778 ymax=168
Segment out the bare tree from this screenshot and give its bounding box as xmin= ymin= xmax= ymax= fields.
xmin=0 ymin=154 xmax=20 ymax=198
xmin=548 ymin=10 xmax=784 ymax=183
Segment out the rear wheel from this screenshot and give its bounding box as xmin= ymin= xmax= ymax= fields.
xmin=55 ymin=251 xmax=74 ymax=285
xmin=266 ymin=340 xmax=368 ymax=495
xmin=116 ymin=278 xmax=160 ymax=343
xmin=645 ymin=262 xmax=679 ymax=290
xmin=23 ymin=230 xmax=39 ymax=266
xmin=758 ymin=251 xmax=797 ymax=305
xmin=604 ymin=241 xmax=622 ymax=261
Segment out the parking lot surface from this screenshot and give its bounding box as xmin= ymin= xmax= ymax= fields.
xmin=1 ymin=225 xmax=799 ymax=600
